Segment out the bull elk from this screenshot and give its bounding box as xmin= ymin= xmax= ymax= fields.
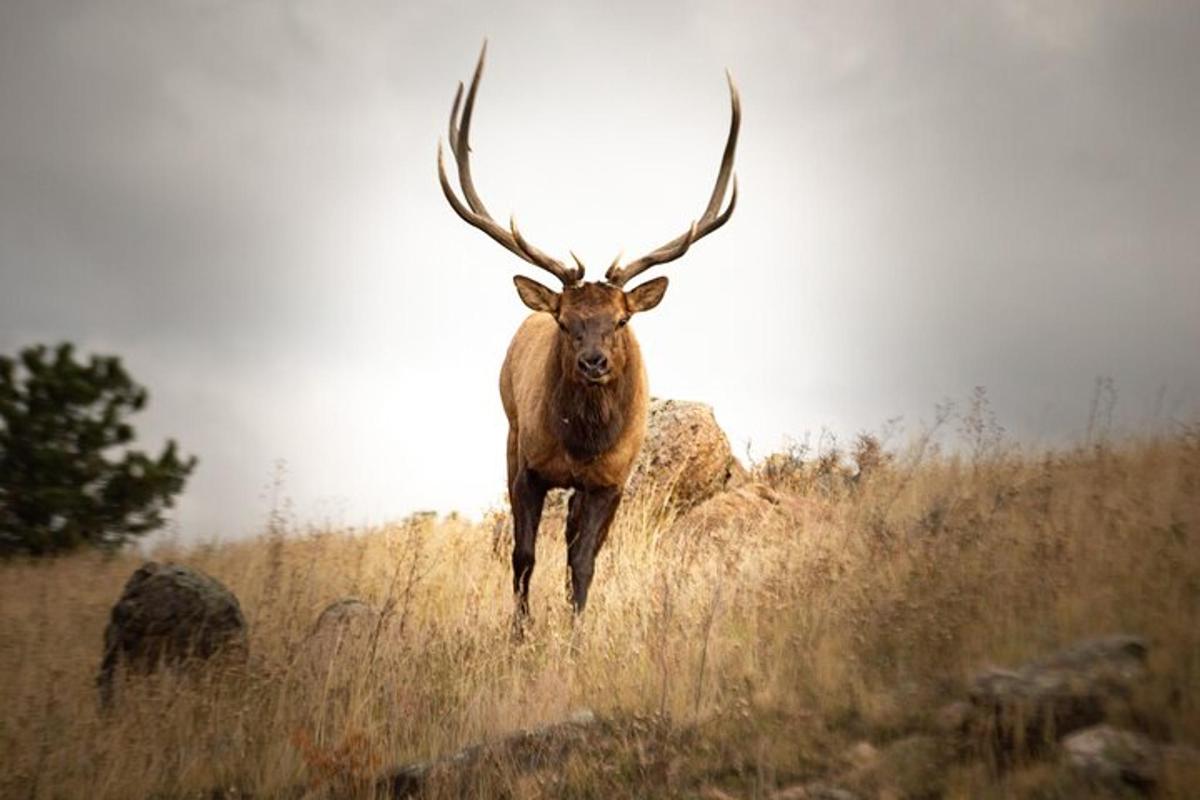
xmin=437 ymin=43 xmax=739 ymax=631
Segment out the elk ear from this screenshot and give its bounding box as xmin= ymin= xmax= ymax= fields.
xmin=624 ymin=276 xmax=669 ymax=313
xmin=513 ymin=275 xmax=560 ymax=314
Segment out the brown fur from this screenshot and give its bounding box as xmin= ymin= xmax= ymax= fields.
xmin=499 ymin=284 xmax=651 ymax=491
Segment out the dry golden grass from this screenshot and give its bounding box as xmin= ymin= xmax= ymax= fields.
xmin=2 ymin=420 xmax=1199 ymax=798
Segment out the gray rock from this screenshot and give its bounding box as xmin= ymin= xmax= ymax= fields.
xmin=296 ymin=597 xmax=380 ymax=670
xmin=1061 ymin=725 xmax=1160 ymax=791
xmin=97 ymin=561 xmax=247 ymax=706
xmin=312 ymin=597 xmax=378 ymax=633
xmin=803 ymin=787 xmax=860 ymax=800
xmin=965 ymin=635 xmax=1148 ymax=756
xmin=379 ymin=708 xmax=601 ymax=798
xmin=700 ymin=788 xmax=742 ymax=800
xmin=768 ymin=784 xmax=860 ymax=800
xmin=1028 ymin=635 xmax=1148 ymax=679
xmin=842 ymin=740 xmax=880 ymax=772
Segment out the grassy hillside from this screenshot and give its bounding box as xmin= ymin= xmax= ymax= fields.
xmin=2 ymin=421 xmax=1199 ymax=798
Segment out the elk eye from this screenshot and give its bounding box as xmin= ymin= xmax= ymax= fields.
xmin=617 ymin=317 xmax=629 ymax=328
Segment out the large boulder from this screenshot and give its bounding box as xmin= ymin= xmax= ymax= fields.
xmin=625 ymin=398 xmax=745 ymax=512
xmin=97 ymin=561 xmax=247 ymax=706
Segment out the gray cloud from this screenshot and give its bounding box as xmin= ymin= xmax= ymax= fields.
xmin=2 ymin=0 xmax=1197 ymax=538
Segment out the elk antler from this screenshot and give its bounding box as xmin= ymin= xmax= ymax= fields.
xmin=605 ymin=72 xmax=740 ymax=287
xmin=438 ymin=42 xmax=585 ymax=287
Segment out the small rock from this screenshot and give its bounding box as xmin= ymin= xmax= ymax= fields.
xmin=843 ymin=740 xmax=880 ymax=772
xmin=97 ymin=561 xmax=247 ymax=706
xmin=768 ymin=785 xmax=808 ymax=800
xmin=771 ymin=783 xmax=860 ymax=800
xmin=312 ymin=597 xmax=378 ymax=633
xmin=567 ymin=708 xmax=596 ymax=725
xmin=701 ymin=787 xmax=743 ymax=800
xmin=1061 ymin=725 xmax=1161 ymax=790
xmin=966 ymin=635 xmax=1148 ymax=755
xmin=380 ymin=708 xmax=605 ymax=797
xmin=294 ymin=598 xmax=381 ymax=679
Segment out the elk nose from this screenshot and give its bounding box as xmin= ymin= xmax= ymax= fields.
xmin=578 ymin=352 xmax=608 ymax=374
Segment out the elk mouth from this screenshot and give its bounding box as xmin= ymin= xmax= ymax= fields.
xmin=576 ymin=365 xmax=612 ymax=385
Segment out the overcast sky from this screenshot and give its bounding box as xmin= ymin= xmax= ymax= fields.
xmin=2 ymin=0 xmax=1197 ymax=540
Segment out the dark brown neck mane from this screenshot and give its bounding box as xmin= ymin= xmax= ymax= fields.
xmin=547 ymin=333 xmax=638 ymax=464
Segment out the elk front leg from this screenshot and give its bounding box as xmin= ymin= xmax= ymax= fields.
xmin=566 ymin=484 xmax=622 ymax=614
xmin=510 ymin=467 xmax=548 ymax=636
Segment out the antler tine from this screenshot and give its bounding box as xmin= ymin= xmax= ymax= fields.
xmin=452 ymin=41 xmax=491 ymax=218
xmin=703 ymin=70 xmax=741 ymax=220
xmin=438 ymin=41 xmax=583 ymax=286
xmin=570 ymin=251 xmax=587 ymax=274
xmin=438 ymin=141 xmax=527 ymax=260
xmin=510 ymin=217 xmax=582 ymax=285
xmin=448 ymin=82 xmax=463 ymax=160
xmin=607 ymin=71 xmax=741 ymax=287
xmin=606 ymin=222 xmax=698 ymax=284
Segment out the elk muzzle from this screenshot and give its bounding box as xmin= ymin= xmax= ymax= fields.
xmin=576 ymin=350 xmax=610 ymax=383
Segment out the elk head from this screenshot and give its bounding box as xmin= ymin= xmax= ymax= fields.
xmin=437 ymin=42 xmax=740 ymax=386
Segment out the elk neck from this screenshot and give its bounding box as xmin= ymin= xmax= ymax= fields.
xmin=547 ymin=329 xmax=639 ymax=463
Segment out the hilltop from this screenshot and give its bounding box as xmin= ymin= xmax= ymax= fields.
xmin=2 ymin=421 xmax=1198 ymax=798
